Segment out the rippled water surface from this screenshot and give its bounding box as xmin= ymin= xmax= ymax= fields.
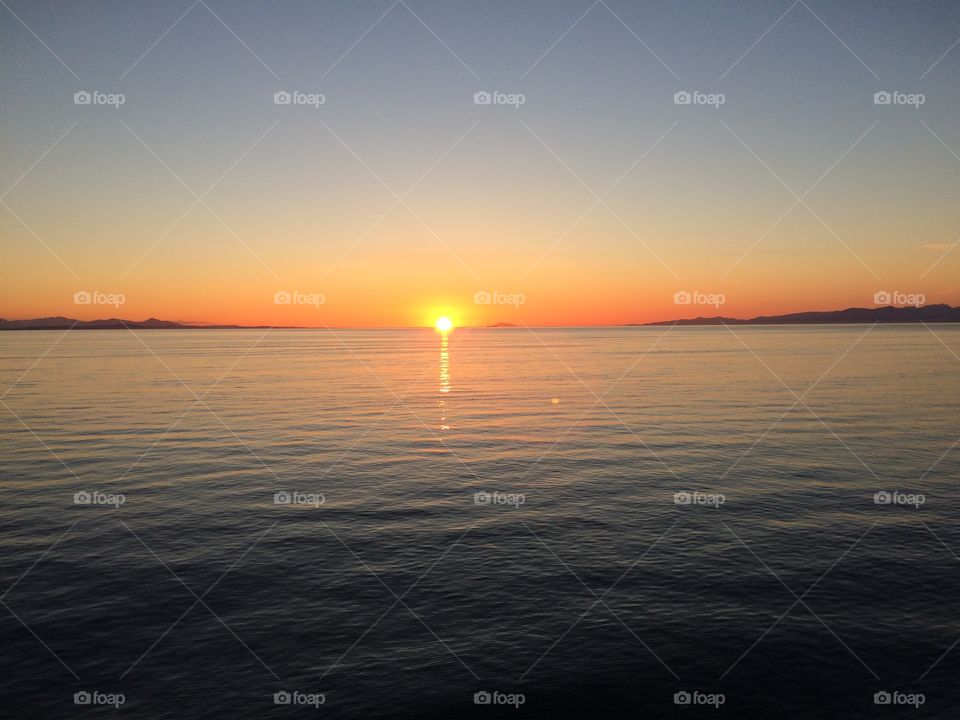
xmin=1 ymin=326 xmax=959 ymax=718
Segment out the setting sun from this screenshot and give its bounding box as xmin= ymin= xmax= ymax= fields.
xmin=434 ymin=316 xmax=453 ymax=332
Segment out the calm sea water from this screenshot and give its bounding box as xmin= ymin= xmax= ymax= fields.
xmin=0 ymin=326 xmax=958 ymax=718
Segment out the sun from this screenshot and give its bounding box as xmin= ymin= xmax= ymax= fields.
xmin=434 ymin=316 xmax=453 ymax=332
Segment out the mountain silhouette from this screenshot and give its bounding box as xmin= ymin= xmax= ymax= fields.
xmin=643 ymin=304 xmax=960 ymax=326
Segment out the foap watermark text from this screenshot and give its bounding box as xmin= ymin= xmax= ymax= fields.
xmin=274 ymin=90 xmax=325 ymax=108
xmin=74 ymin=490 xmax=125 ymax=508
xmin=874 ymin=491 xmax=925 ymax=509
xmin=474 ymin=290 xmax=525 ymax=308
xmin=274 ymin=491 xmax=325 ymax=508
xmin=674 ymin=491 xmax=725 ymax=508
xmin=74 ymin=290 xmax=125 ymax=308
xmin=674 ymin=290 xmax=725 ymax=308
xmin=274 ymin=290 xmax=325 ymax=308
xmin=474 ymin=491 xmax=525 ymax=508
xmin=474 ymin=91 xmax=525 ymax=108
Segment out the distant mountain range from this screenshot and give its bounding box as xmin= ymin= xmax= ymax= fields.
xmin=0 ymin=317 xmax=266 ymax=330
xmin=643 ymin=304 xmax=960 ymax=326
xmin=2 ymin=305 xmax=959 ymax=330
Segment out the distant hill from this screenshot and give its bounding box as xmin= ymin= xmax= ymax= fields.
xmin=0 ymin=317 xmax=260 ymax=330
xmin=643 ymin=304 xmax=960 ymax=326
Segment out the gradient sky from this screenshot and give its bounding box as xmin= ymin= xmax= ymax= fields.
xmin=2 ymin=0 xmax=959 ymax=326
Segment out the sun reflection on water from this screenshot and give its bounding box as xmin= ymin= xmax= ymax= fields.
xmin=438 ymin=333 xmax=451 ymax=429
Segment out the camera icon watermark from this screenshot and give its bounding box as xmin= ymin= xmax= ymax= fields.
xmin=674 ymin=690 xmax=725 ymax=707
xmin=74 ymin=90 xmax=125 ymax=108
xmin=273 ymin=290 xmax=325 ymax=308
xmin=273 ymin=491 xmax=325 ymax=508
xmin=273 ymin=90 xmax=325 ymax=108
xmin=473 ymin=290 xmax=525 ymax=308
xmin=873 ymin=491 xmax=925 ymax=509
xmin=473 ymin=90 xmax=526 ymax=108
xmin=873 ymin=90 xmax=924 ymax=108
xmin=674 ymin=491 xmax=725 ymax=508
xmin=874 ymin=690 xmax=924 ymax=707
xmin=872 ymin=290 xmax=925 ymax=307
xmin=273 ymin=690 xmax=325 ymax=707
xmin=74 ymin=690 xmax=125 ymax=708
xmin=673 ymin=290 xmax=725 ymax=308
xmin=74 ymin=490 xmax=126 ymax=508
xmin=74 ymin=290 xmax=125 ymax=308
xmin=673 ymin=90 xmax=725 ymax=108
xmin=473 ymin=690 xmax=525 ymax=708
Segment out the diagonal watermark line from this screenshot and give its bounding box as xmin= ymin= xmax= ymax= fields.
xmin=721 ymin=323 xmax=882 ymax=483
xmin=119 ymin=0 xmax=279 ymax=80
xmin=319 ymin=519 xmax=480 ymax=679
xmin=721 ymin=121 xmax=879 ymax=279
xmin=198 ymin=0 xmax=280 ymax=80
xmin=798 ymin=1 xmax=878 ymax=80
xmin=521 ymin=0 xmax=677 ymax=80
xmin=2 ymin=520 xmax=80 ymax=601
xmin=0 ymin=0 xmax=79 ymax=79
xmin=597 ymin=0 xmax=680 ymax=80
xmin=320 ymin=521 xmax=481 ymax=679
xmin=719 ymin=0 xmax=800 ymax=80
xmin=0 ymin=199 xmax=81 ymax=278
xmin=918 ymin=120 xmax=960 ymax=164
xmin=918 ymin=122 xmax=960 ymax=278
xmin=920 ymin=32 xmax=960 ymax=80
xmin=121 ymin=521 xmax=278 ymax=679
xmin=319 ymin=0 xmax=401 ymax=81
xmin=116 ymin=325 xmax=277 ymax=483
xmin=120 ymin=325 xmax=284 ymax=483
xmin=119 ymin=119 xmax=281 ymax=280
xmin=920 ymin=321 xmax=960 ymax=364
xmin=304 ymin=322 xmax=491 ymax=502
xmin=921 ymin=521 xmax=960 ymax=564
xmin=0 ymin=322 xmax=79 ymax=399
xmin=521 ymin=0 xmax=601 ymax=79
xmin=519 ymin=519 xmax=679 ymax=681
xmin=916 ymin=523 xmax=960 ymax=680
xmin=0 ymin=399 xmax=82 ymax=482
xmin=119 ymin=0 xmax=200 ymax=79
xmin=398 ymin=0 xmax=479 ymax=80
xmin=721 ymin=120 xmax=879 ymax=279
xmin=313 ymin=355 xmax=439 ymax=486
xmin=717 ymin=322 xmax=877 ymax=482
xmin=723 ymin=323 xmax=881 ymax=482
xmin=514 ymin=326 xmax=677 ymax=484
xmin=917 ymin=436 xmax=960 ymax=483
xmin=2 ymin=121 xmax=79 ymax=200
xmin=518 ymin=322 xmax=684 ymax=482
xmin=1 ymin=599 xmax=80 ymax=678
xmin=519 ymin=120 xmax=679 ymax=280
xmin=0 ymin=120 xmax=82 ymax=277
xmin=720 ymin=0 xmax=877 ymax=80
xmin=314 ymin=322 xmax=486 ymax=487
xmin=720 ymin=520 xmax=878 ymax=680
xmin=919 ymin=237 xmax=959 ymax=280
xmin=317 ymin=119 xmax=481 ymax=281
xmin=522 ymin=521 xmax=679 ymax=679
xmin=121 ymin=521 xmax=281 ymax=679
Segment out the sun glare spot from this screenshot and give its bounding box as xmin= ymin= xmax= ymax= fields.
xmin=435 ymin=316 xmax=453 ymax=332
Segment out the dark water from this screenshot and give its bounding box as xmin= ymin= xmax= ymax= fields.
xmin=1 ymin=326 xmax=958 ymax=718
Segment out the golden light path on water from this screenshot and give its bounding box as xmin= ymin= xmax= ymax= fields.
xmin=438 ymin=333 xmax=451 ymax=429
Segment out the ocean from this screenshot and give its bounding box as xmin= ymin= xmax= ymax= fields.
xmin=0 ymin=325 xmax=958 ymax=718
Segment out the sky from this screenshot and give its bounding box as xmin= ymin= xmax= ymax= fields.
xmin=1 ymin=0 xmax=959 ymax=327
